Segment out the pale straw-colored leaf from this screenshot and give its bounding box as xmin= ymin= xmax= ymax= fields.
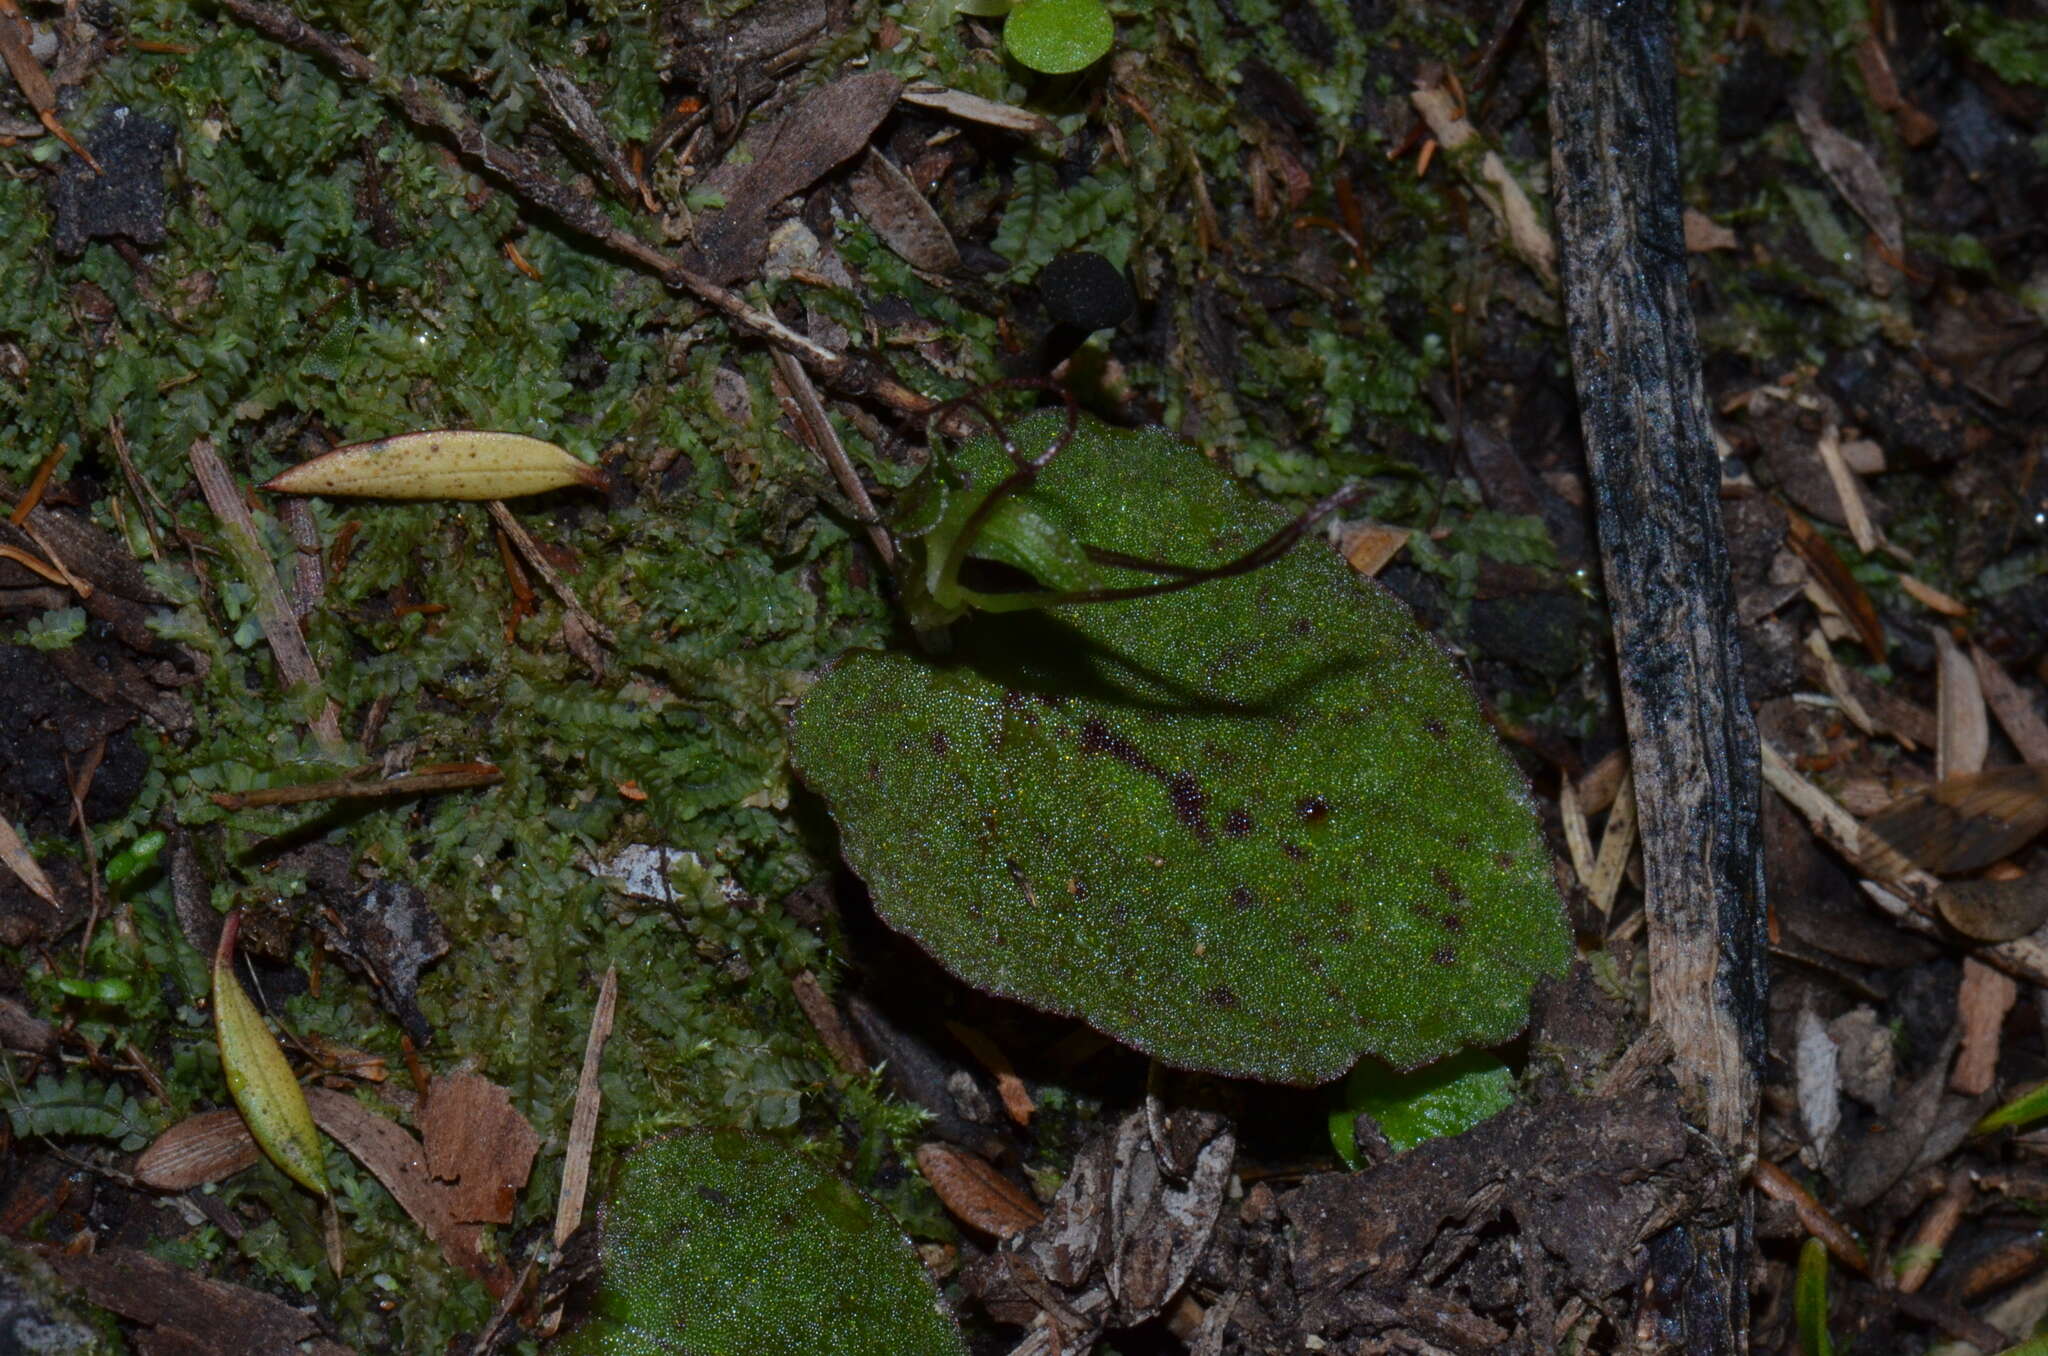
xmin=214 ymin=913 xmax=328 ymax=1197
xmin=263 ymin=430 xmax=604 ymax=501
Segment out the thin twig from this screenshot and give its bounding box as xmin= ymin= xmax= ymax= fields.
xmin=553 ymin=964 xmax=617 ymax=1250
xmin=771 ymin=350 xmax=895 ymax=565
xmin=187 ymin=437 xmax=345 ymax=752
xmin=484 ymin=501 xmax=614 ymax=646
xmin=1895 ymin=1170 xmax=1974 ymax=1294
xmin=0 ymin=0 xmax=100 ymax=172
xmin=0 ymin=543 xmax=84 ymax=594
xmin=65 ymin=740 xmax=105 ymax=965
xmin=1753 ymin=1159 xmax=1869 ymax=1273
xmin=208 ymin=764 xmax=501 ymax=811
xmin=107 ymin=416 xmax=166 ymax=562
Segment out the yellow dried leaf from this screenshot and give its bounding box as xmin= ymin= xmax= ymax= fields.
xmin=214 ymin=913 xmax=329 ymax=1198
xmin=261 ymin=430 xmax=605 ymax=501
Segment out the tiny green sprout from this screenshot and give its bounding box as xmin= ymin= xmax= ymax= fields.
xmin=791 ymin=398 xmax=1570 ymax=1083
xmin=1795 ymin=1237 xmax=1834 ymax=1356
xmin=54 ymin=976 xmax=134 ymax=1004
xmin=104 ymin=830 xmax=166 ymax=887
xmin=1327 ymin=1049 xmax=1517 ymax=1168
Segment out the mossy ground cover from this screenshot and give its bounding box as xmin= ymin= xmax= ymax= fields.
xmin=2 ymin=0 xmax=2046 ymax=1350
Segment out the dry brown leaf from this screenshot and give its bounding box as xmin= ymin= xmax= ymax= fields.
xmin=689 ymin=71 xmax=903 ymax=283
xmin=554 ymin=965 xmax=617 ymax=1250
xmin=1952 ymin=958 xmax=2017 ymax=1096
xmin=0 ymin=994 xmax=55 ymax=1054
xmin=1336 ymin=521 xmax=1411 ymax=577
xmin=1784 ymin=508 xmax=1886 ymax=660
xmin=944 ymin=1020 xmax=1035 ymax=1127
xmin=1806 ymin=628 xmax=1878 ymax=738
xmin=1900 ymin=573 xmax=1969 ymax=617
xmin=846 ymin=146 xmax=960 ymax=274
xmin=1574 ymin=749 xmax=1629 ymax=815
xmin=1792 ymin=89 xmax=1904 ymax=263
xmin=36 ymin=1245 xmax=342 ymax=1355
xmin=899 ymin=83 xmax=1055 ymax=138
xmin=1586 ymin=771 xmax=1637 ymax=918
xmin=790 ymin=969 xmax=865 ymax=1075
xmin=1935 ymin=629 xmax=1990 ymax=782
xmin=1937 ymin=874 xmax=2048 ymax=944
xmin=1810 ymin=639 xmax=1933 ymax=753
xmin=1973 ymin=646 xmax=2048 ymax=765
xmin=419 ymin=1073 xmax=541 ymax=1226
xmin=304 ymin=1086 xmax=506 ymax=1292
xmin=915 ymin=1142 xmax=1043 ymax=1239
xmin=1839 ymin=438 xmax=1886 ymax=474
xmin=1864 ymin=765 xmax=2048 ymax=875
xmin=1683 ymin=208 xmax=1737 ymax=252
xmin=133 ymin=1109 xmax=264 ymax=1190
xmin=1558 ymin=775 xmax=1596 ymax=890
xmin=0 ymin=811 xmax=59 ymax=910
xmin=1814 ymin=423 xmax=1882 ymax=555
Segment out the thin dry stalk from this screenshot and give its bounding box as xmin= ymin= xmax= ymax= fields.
xmin=554 ymin=965 xmax=618 ymax=1249
xmin=187 ymin=437 xmax=344 ymax=752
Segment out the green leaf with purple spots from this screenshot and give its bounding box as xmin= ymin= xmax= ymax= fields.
xmin=790 ymin=414 xmax=1569 ymax=1083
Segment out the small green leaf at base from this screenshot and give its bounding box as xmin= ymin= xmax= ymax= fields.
xmin=1976 ymin=1078 xmax=2048 ymax=1136
xmin=559 ymin=1130 xmax=966 ymax=1356
xmin=1328 ymin=1050 xmax=1517 ymax=1168
xmin=1795 ymin=1236 xmax=1834 ymax=1356
xmin=1004 ymin=0 xmax=1114 ymax=75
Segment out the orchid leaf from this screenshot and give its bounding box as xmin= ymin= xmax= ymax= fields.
xmin=790 ymin=414 xmax=1569 ymax=1083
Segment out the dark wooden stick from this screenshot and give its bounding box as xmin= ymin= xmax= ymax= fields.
xmin=1547 ymin=4 xmax=1767 ymax=1350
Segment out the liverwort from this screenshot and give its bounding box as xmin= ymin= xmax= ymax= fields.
xmin=790 ymin=405 xmax=1571 ymax=1084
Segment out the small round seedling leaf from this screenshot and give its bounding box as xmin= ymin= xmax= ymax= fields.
xmin=1004 ymin=0 xmax=1114 ymax=74
xmin=790 ymin=415 xmax=1570 ymax=1083
xmin=1327 ymin=1050 xmax=1516 ymax=1168
xmin=559 ymin=1129 xmax=965 ymax=1356
xmin=261 ymin=430 xmax=604 ymax=500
